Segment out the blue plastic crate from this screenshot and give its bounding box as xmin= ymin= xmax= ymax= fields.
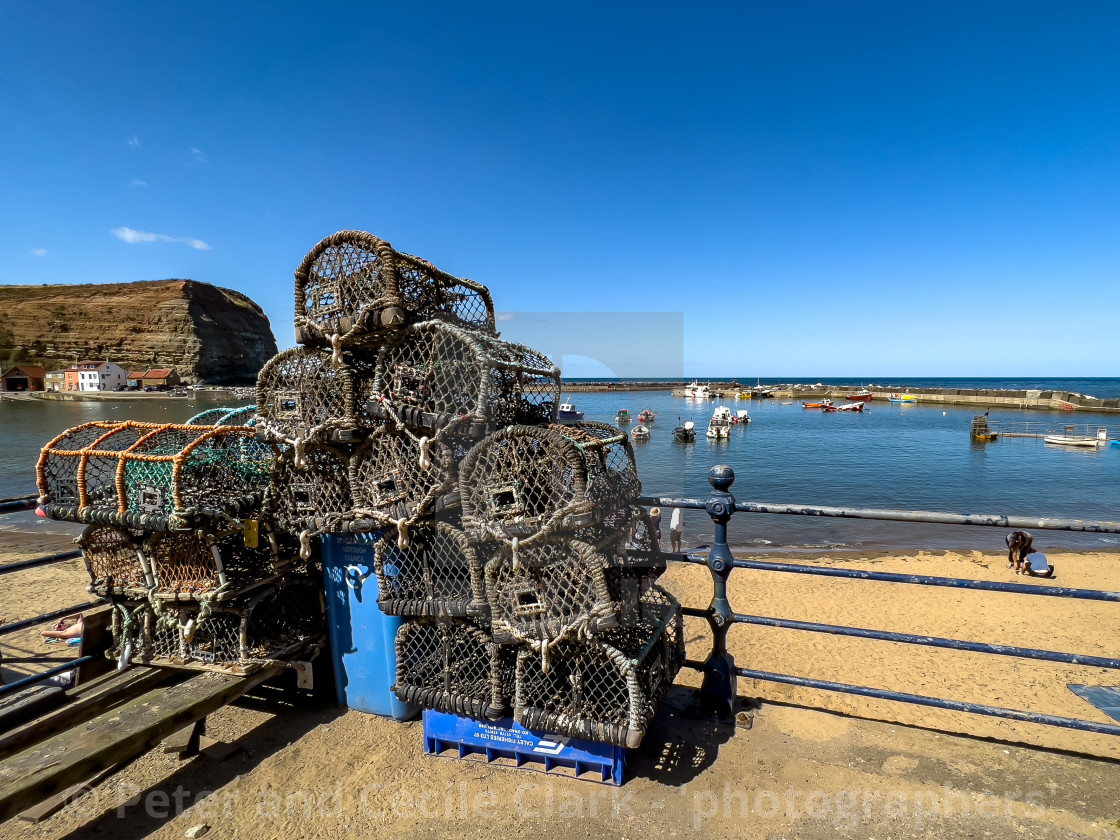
xmin=422 ymin=709 xmax=626 ymax=785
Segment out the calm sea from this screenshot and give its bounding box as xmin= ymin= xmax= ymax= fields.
xmin=2 ymin=383 xmax=1118 ymax=554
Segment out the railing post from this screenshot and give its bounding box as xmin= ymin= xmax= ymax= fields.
xmin=699 ymin=464 xmax=738 ymax=718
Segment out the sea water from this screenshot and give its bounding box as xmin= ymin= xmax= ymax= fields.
xmin=2 ymin=388 xmax=1118 ymax=554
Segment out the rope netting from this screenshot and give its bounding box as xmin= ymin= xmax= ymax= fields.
xmin=38 ymin=422 xmax=277 ymax=530
xmin=368 ymin=321 xmax=560 ymax=440
xmin=373 ymin=522 xmax=487 ymax=618
xmin=348 ymin=427 xmax=460 ymax=531
xmin=459 ymin=422 xmax=641 ymax=547
xmin=255 ymin=348 xmax=359 ymax=444
xmin=293 ymin=230 xmax=496 ymax=347
xmin=264 ymin=444 xmax=354 ymax=537
xmin=80 ymin=525 xmax=149 ymax=593
xmin=513 ymin=586 xmax=684 ymax=749
xmin=186 ymin=405 xmax=257 ymax=427
xmin=393 ymin=617 xmax=516 ymax=720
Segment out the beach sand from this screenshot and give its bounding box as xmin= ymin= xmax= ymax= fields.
xmin=1 ymin=541 xmax=1117 ymax=838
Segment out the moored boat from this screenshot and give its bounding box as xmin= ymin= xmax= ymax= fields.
xmin=683 ymin=381 xmax=712 ymax=399
xmin=888 ymin=393 xmax=918 ymax=403
xmin=557 ymin=399 xmax=585 ymax=424
xmin=1044 ymin=427 xmax=1108 ymax=447
xmin=706 ymin=405 xmax=732 ymax=439
xmin=847 ymin=389 xmax=873 ymax=401
xmin=673 ymin=419 xmax=696 ymax=441
xmin=802 ymin=399 xmax=833 ymax=409
xmin=638 ymin=408 xmax=657 ymax=424
xmin=631 ymin=423 xmax=651 ymax=441
xmin=616 ymin=409 xmax=631 ymax=425
xmin=735 ymin=409 xmax=751 ymax=424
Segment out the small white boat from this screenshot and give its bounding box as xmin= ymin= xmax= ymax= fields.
xmin=684 ymin=381 xmax=712 ymax=399
xmin=707 ymin=405 xmax=733 ymax=439
xmin=735 ymin=409 xmax=751 ymax=424
xmin=1044 ymin=427 xmax=1108 ymax=447
xmin=673 ymin=419 xmax=696 ymax=441
xmin=556 ymin=399 xmax=584 ymax=424
xmin=631 ymin=423 xmax=651 ymax=441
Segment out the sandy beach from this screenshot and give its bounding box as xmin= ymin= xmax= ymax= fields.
xmin=1 ymin=534 xmax=1118 ymax=838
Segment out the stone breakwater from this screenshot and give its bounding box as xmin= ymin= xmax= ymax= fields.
xmin=561 ymin=382 xmax=1119 ymax=413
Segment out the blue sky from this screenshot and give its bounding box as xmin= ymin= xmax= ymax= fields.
xmin=2 ymin=3 xmax=1118 ymax=377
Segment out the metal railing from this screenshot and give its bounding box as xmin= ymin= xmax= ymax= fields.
xmin=638 ymin=465 xmax=1120 ymax=737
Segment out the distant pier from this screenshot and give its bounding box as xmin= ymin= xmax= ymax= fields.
xmin=560 ymin=381 xmax=1120 ymax=414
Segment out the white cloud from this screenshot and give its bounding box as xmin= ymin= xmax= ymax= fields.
xmin=127 ymin=135 xmax=140 ymax=148
xmin=189 ymin=147 xmax=208 ymax=163
xmin=31 ymin=248 xmax=48 ymax=257
xmin=131 ymin=179 xmax=148 ymax=187
xmin=495 ymin=311 xmax=515 ymax=321
xmin=111 ymin=227 xmax=212 ymax=251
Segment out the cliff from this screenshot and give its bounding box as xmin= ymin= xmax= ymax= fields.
xmin=0 ymin=280 xmax=278 ymax=384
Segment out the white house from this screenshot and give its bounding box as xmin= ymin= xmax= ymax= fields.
xmin=73 ymin=360 xmax=128 ymax=392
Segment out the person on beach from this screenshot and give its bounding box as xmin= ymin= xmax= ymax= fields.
xmin=649 ymin=507 xmax=662 ymax=552
xmin=1005 ymin=530 xmax=1055 ymax=578
xmin=41 ymin=614 xmax=83 ymax=641
xmin=670 ymin=507 xmax=684 ymax=553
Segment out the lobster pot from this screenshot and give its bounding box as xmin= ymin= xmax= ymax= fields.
xmin=141 ymin=523 xmax=294 ymax=600
xmin=264 ymin=445 xmax=354 ymax=536
xmin=374 ymin=522 xmax=487 ymax=618
xmin=348 ymin=428 xmax=460 ymax=530
xmin=393 ymin=618 xmax=515 ymax=720
xmin=484 ymin=539 xmax=665 ymax=650
xmin=255 ymin=347 xmax=360 ymax=444
xmin=459 ymin=422 xmax=641 ymax=547
xmin=38 ymin=423 xmax=275 ymax=531
xmin=186 ymin=405 xmax=257 ymax=427
xmin=293 ymin=230 xmax=497 ymax=347
xmin=80 ymin=525 xmax=149 ymax=594
xmin=514 ymin=587 xmax=685 ymax=749
xmin=37 ymin=421 xmax=165 ymax=510
xmin=366 ymin=321 xmax=560 ymax=438
xmin=116 ymin=576 xmax=325 ymax=675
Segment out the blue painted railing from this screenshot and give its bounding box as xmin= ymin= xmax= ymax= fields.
xmin=638 ymin=465 xmax=1120 ymax=737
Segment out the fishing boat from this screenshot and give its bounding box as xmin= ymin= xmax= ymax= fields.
xmin=1044 ymin=427 xmax=1108 ymax=447
xmin=673 ymin=419 xmax=696 ymax=442
xmin=616 ymin=409 xmax=631 ymax=425
xmin=631 ymin=424 xmax=651 ymax=441
xmin=735 ymin=409 xmax=751 ymax=424
xmin=802 ymin=399 xmax=833 ymax=409
xmin=888 ymin=394 xmax=918 ymax=403
xmin=683 ymin=381 xmax=712 ymax=399
xmin=706 ymin=406 xmax=733 ymax=439
xmin=847 ymin=389 xmax=874 ymax=402
xmin=822 ymin=402 xmax=865 ymax=413
xmin=556 ymin=399 xmax=585 ymax=424
xmin=638 ymin=408 xmax=657 ymax=424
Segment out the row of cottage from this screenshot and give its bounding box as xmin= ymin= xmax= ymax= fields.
xmin=0 ymin=361 xmax=180 ymax=393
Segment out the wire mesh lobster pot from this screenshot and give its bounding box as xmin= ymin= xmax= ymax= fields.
xmin=140 ymin=523 xmax=296 ymax=600
xmin=459 ymin=422 xmax=641 ymax=547
xmin=186 ymin=405 xmax=257 ymax=427
xmin=110 ymin=575 xmax=325 ymax=675
xmin=293 ymin=230 xmax=497 ymax=347
xmin=347 ymin=428 xmax=461 ymax=531
xmin=484 ymin=537 xmax=666 ymax=653
xmin=393 ymin=618 xmax=515 ymax=719
xmin=80 ymin=525 xmax=148 ymax=594
xmin=364 ymin=321 xmax=560 ymax=438
xmin=38 ymin=422 xmax=277 ymax=531
xmin=264 ymin=444 xmax=355 ymax=537
xmin=373 ymin=522 xmax=487 ymax=617
xmin=255 ymin=347 xmax=364 ymax=444
xmin=514 ymin=586 xmax=683 ymax=748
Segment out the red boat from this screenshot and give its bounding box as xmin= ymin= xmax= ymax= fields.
xmin=823 ymin=402 xmax=865 ymax=412
xmin=847 ymin=390 xmax=873 ymax=402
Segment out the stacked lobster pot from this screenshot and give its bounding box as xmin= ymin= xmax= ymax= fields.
xmin=36 ymin=415 xmax=325 ymax=676
xmin=261 ymin=229 xmax=682 ymax=746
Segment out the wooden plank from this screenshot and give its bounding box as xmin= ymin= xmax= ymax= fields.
xmin=0 ymin=666 xmax=279 ymax=822
xmin=16 ymin=761 xmax=119 ymax=823
xmin=75 ymin=606 xmax=114 ymax=686
xmin=161 ymin=718 xmax=205 ymax=756
xmin=0 ymin=666 xmax=174 ymax=760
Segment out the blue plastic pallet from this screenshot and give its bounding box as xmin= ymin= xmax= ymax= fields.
xmin=422 ymin=709 xmax=626 ymax=785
